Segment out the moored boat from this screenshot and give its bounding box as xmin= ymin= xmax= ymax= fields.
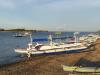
xmin=14 ymin=32 xmax=89 ymax=57
xmin=13 ymin=33 xmax=26 ymax=37
xmin=13 ymin=32 xmax=31 ymax=37
xmin=79 ymin=33 xmax=100 ymax=44
xmin=62 ymin=65 xmax=100 ymax=73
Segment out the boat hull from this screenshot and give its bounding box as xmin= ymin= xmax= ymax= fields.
xmin=15 ymin=47 xmax=87 ymax=55
xmin=15 ymin=49 xmax=28 ymax=54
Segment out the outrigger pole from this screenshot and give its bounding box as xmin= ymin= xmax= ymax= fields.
xmin=27 ymin=33 xmax=32 ymax=58
xmin=74 ymin=32 xmax=79 ymax=43
xmin=48 ymin=34 xmax=53 ymax=46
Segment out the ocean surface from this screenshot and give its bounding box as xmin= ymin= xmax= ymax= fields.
xmin=0 ymin=31 xmax=93 ymax=65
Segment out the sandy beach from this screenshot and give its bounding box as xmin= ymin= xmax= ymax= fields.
xmin=0 ymin=39 xmax=100 ymax=75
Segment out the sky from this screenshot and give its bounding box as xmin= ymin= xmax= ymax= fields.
xmin=0 ymin=0 xmax=100 ymax=31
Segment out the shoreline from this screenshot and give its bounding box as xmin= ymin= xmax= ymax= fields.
xmin=0 ymin=39 xmax=99 ymax=75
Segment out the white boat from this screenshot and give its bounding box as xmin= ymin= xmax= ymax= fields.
xmin=79 ymin=33 xmax=100 ymax=43
xmin=13 ymin=32 xmax=31 ymax=37
xmin=13 ymin=33 xmax=26 ymax=37
xmin=14 ymin=33 xmax=88 ymax=57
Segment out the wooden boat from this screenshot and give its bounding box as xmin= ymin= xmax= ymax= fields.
xmin=62 ymin=65 xmax=100 ymax=73
xmin=62 ymin=65 xmax=78 ymax=72
xmin=14 ymin=33 xmax=89 ymax=57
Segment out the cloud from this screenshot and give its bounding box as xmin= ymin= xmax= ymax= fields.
xmin=0 ymin=0 xmax=100 ymax=9
xmin=0 ymin=0 xmax=100 ymax=11
xmin=0 ymin=0 xmax=99 ymax=31
xmin=0 ymin=0 xmax=15 ymax=9
xmin=36 ymin=0 xmax=100 ymax=12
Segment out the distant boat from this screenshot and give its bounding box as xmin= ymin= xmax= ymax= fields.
xmin=14 ymin=32 xmax=89 ymax=57
xmin=13 ymin=33 xmax=26 ymax=37
xmin=24 ymin=32 xmax=31 ymax=36
xmin=13 ymin=32 xmax=30 ymax=37
xmin=79 ymin=33 xmax=100 ymax=43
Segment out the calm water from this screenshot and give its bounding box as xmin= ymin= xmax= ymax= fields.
xmin=0 ymin=31 xmax=92 ymax=65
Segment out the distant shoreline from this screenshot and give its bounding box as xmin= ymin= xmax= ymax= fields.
xmin=0 ymin=29 xmax=48 ymax=32
xmin=0 ymin=28 xmax=99 ymax=32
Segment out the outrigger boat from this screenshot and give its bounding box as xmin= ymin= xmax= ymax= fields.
xmin=14 ymin=32 xmax=89 ymax=57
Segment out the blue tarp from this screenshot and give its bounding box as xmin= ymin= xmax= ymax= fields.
xmin=53 ymin=37 xmax=67 ymax=40
xmin=32 ymin=36 xmax=73 ymax=42
xmin=33 ymin=38 xmax=48 ymax=42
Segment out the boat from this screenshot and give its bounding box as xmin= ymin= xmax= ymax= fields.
xmin=61 ymin=65 xmax=78 ymax=72
xmin=62 ymin=65 xmax=100 ymax=73
xmin=13 ymin=32 xmax=30 ymax=37
xmin=79 ymin=33 xmax=100 ymax=44
xmin=14 ymin=32 xmax=88 ymax=57
xmin=13 ymin=33 xmax=26 ymax=37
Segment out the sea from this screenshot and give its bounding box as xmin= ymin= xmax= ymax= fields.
xmin=0 ymin=31 xmax=94 ymax=65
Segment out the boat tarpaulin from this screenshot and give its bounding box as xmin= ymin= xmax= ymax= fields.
xmin=53 ymin=37 xmax=67 ymax=40
xmin=32 ymin=36 xmax=70 ymax=42
xmin=33 ymin=38 xmax=48 ymax=42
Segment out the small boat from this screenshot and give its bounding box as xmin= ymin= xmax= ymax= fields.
xmin=62 ymin=65 xmax=100 ymax=73
xmin=14 ymin=32 xmax=89 ymax=57
xmin=13 ymin=33 xmax=26 ymax=37
xmin=13 ymin=32 xmax=31 ymax=37
xmin=62 ymin=65 xmax=78 ymax=72
xmin=79 ymin=33 xmax=100 ymax=43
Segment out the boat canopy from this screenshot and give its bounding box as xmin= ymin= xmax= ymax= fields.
xmin=33 ymin=38 xmax=48 ymax=42
xmin=33 ymin=37 xmax=67 ymax=42
xmin=53 ymin=37 xmax=67 ymax=40
xmin=32 ymin=36 xmax=74 ymax=42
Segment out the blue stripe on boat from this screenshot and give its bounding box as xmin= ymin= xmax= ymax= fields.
xmin=32 ymin=48 xmax=87 ymax=56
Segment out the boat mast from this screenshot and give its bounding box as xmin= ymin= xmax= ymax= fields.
xmin=29 ymin=33 xmax=32 ymax=44
xmin=27 ymin=33 xmax=32 ymax=58
xmin=74 ymin=32 xmax=79 ymax=43
xmin=48 ymin=34 xmax=53 ymax=46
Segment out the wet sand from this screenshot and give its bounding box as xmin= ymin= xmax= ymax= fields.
xmin=0 ymin=39 xmax=100 ymax=75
